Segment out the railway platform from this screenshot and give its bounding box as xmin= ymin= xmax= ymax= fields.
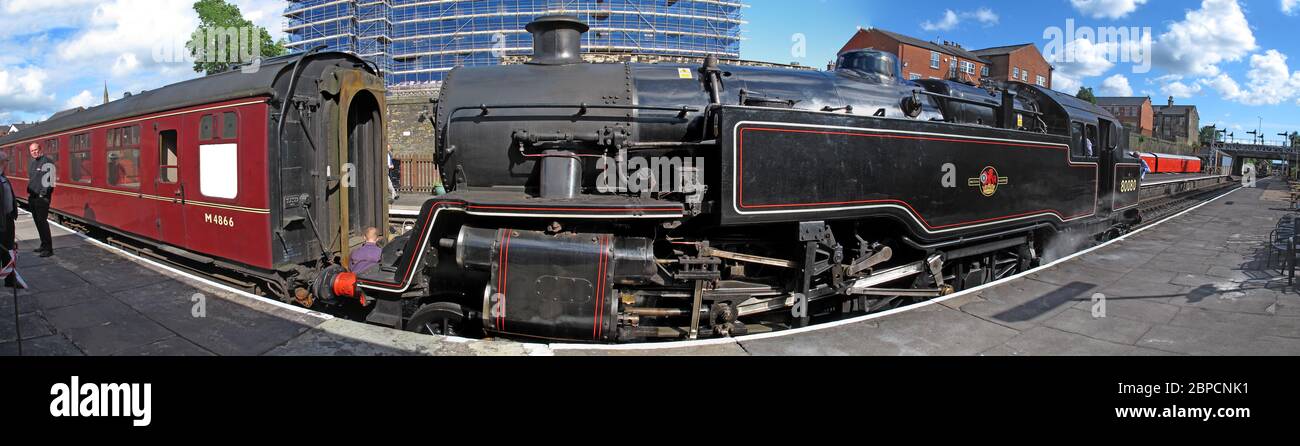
xmin=0 ymin=215 xmax=532 ymax=356
xmin=5 ymin=177 xmax=1299 ymax=356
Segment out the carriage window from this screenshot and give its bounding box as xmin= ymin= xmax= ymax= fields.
xmin=107 ymin=125 xmax=141 ymax=188
xmin=221 ymin=112 xmax=237 ymax=139
xmin=199 ymin=143 xmax=238 ymax=199
xmin=158 ymin=130 xmax=178 ymax=183
xmin=69 ymin=133 xmax=91 ymax=183
xmin=43 ymin=138 xmax=59 ymax=162
xmin=200 ymin=114 xmax=214 ymax=140
xmin=1 ymin=147 xmax=11 ymax=176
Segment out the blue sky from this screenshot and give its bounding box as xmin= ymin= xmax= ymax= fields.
xmin=2 ymin=0 xmax=1299 ymax=143
xmin=745 ymin=0 xmax=1300 ymax=143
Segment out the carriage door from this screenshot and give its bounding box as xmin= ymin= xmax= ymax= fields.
xmin=154 ymin=120 xmax=186 ymax=246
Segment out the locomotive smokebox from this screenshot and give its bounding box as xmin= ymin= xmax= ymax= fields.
xmin=526 ymin=15 xmax=589 ymax=65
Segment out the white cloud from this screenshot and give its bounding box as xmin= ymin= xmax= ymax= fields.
xmin=232 ymin=0 xmax=287 ymax=41
xmin=1285 ymin=0 xmax=1300 ymax=15
xmin=921 ymin=10 xmax=960 ymax=32
xmin=968 ymin=8 xmax=1000 ymax=26
xmin=1099 ymin=74 xmax=1134 ymax=96
xmin=1201 ymin=49 xmax=1300 ymax=105
xmin=0 ymin=0 xmax=100 ymax=39
xmin=62 ymin=89 xmax=95 ymax=109
xmin=0 ymin=64 xmax=55 ymax=114
xmin=920 ymin=8 xmax=999 ymax=32
xmin=1053 ymin=72 xmax=1083 ymax=94
xmin=1152 ymin=0 xmax=1256 ymax=77
xmin=1162 ymin=81 xmax=1202 ymax=98
xmin=1069 ymin=0 xmax=1149 ymax=19
xmin=1048 ymin=38 xmax=1117 ymax=92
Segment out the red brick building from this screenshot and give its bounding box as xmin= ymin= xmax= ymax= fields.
xmin=839 ymin=27 xmax=989 ymax=85
xmin=970 ymin=43 xmax=1053 ymax=88
xmin=1095 ymin=97 xmax=1154 ymax=137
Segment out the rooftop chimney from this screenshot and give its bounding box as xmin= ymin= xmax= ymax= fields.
xmin=526 ymin=15 xmax=589 ymax=65
xmin=1167 ymin=96 xmax=1174 ymax=107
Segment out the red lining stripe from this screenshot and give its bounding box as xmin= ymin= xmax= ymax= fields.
xmin=736 ymin=126 xmax=1098 ymax=228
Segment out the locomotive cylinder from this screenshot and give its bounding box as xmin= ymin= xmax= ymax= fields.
xmin=454 ymin=226 xmax=658 ymax=284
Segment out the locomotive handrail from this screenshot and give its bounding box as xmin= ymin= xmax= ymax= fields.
xmin=450 ymin=103 xmax=700 ymax=119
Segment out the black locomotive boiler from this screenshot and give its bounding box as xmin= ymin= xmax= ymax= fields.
xmin=348 ymin=16 xmax=1144 ymax=342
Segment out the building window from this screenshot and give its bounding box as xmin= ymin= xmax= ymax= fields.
xmin=981 ymin=66 xmax=989 ymax=77
xmin=1036 ymin=75 xmax=1046 ymax=86
xmin=1012 ymin=67 xmax=1020 ymax=79
xmin=909 ymin=73 xmax=921 ymax=80
xmin=199 ymin=143 xmax=238 ymax=199
xmin=930 ymin=51 xmax=940 ymax=69
xmin=106 ymin=125 xmax=141 ymax=189
xmin=960 ymin=60 xmax=975 ymax=75
xmin=69 ymin=133 xmax=91 ymax=184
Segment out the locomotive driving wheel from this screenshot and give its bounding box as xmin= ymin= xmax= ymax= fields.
xmin=407 ymin=302 xmax=476 ymax=337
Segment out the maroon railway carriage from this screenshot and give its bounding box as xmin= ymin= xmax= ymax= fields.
xmin=0 ymin=52 xmax=388 ymax=302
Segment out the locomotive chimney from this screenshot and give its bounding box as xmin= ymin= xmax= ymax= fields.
xmin=526 ymin=15 xmax=589 ymax=65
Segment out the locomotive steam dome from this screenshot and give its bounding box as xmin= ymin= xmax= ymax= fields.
xmin=525 ymin=15 xmax=590 ymax=65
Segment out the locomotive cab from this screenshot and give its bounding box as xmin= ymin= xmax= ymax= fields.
xmin=834 ymin=50 xmax=903 ymax=84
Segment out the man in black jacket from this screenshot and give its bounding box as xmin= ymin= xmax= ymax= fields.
xmin=1 ymin=151 xmax=20 ymax=288
xmin=27 ymin=142 xmax=54 ymax=257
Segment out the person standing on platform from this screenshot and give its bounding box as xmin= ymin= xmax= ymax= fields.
xmin=27 ymin=142 xmax=55 ymax=258
xmin=386 ymin=147 xmax=400 ymax=202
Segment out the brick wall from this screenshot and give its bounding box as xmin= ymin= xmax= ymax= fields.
xmin=386 ymin=93 xmax=437 ymax=157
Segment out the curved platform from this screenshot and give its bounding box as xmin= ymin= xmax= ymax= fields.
xmin=5 ymin=178 xmax=1298 ymax=356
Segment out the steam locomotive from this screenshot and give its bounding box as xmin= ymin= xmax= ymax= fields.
xmin=349 ymin=16 xmax=1143 ymax=342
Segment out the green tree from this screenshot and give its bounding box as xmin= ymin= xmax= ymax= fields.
xmin=187 ymin=0 xmax=286 ymax=75
xmin=1075 ymin=87 xmax=1097 ymax=104
xmin=1199 ymin=125 xmax=1221 ymax=144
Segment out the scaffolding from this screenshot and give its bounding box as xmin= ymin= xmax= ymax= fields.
xmin=285 ymin=0 xmax=746 ymax=86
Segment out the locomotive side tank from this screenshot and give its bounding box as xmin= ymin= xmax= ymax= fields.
xmin=357 ymin=16 xmax=1144 ymax=343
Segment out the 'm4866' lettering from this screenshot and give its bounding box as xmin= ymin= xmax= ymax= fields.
xmin=204 ymin=213 xmax=235 ymax=228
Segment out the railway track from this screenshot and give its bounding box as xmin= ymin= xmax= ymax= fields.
xmin=1135 ymin=175 xmax=1239 ymax=224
